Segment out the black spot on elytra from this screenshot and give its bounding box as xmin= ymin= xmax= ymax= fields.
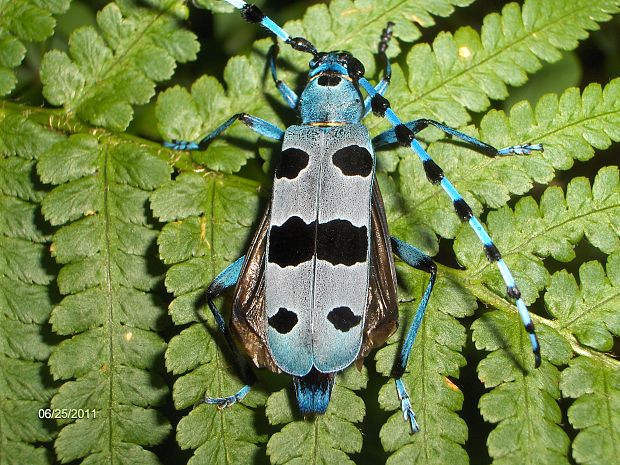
xmin=269 ymin=216 xmax=316 ymax=267
xmin=332 ymin=145 xmax=373 ymax=177
xmin=317 ymin=219 xmax=367 ymax=266
xmin=327 ymin=306 xmax=361 ymax=332
xmin=276 ymin=147 xmax=309 ymax=179
xmin=268 ymin=307 xmax=298 ymax=334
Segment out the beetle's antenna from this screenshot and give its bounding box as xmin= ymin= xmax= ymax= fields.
xmin=224 ymin=0 xmax=318 ymax=56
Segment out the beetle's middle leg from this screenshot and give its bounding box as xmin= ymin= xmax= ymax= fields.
xmin=372 ymin=118 xmax=543 ymax=155
xmin=199 ymin=256 xmax=257 ymax=408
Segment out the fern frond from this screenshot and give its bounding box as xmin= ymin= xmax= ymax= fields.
xmin=0 ymin=112 xmax=64 ymax=465
xmin=560 ymin=355 xmax=620 ymax=465
xmin=38 ymin=134 xmax=172 ymax=464
xmin=1 ymin=0 xmax=618 ymax=463
xmin=453 ymin=166 xmax=620 ymax=465
xmin=474 ymin=312 xmax=572 ymax=465
xmin=546 ymin=249 xmax=620 ymax=352
xmin=156 ymin=64 xmax=282 ymax=173
xmin=382 ymin=0 xmax=620 ymax=128
xmin=150 ymin=2 xmax=620 ymax=464
xmin=0 ymin=0 xmax=70 ymax=96
xmin=455 ymin=165 xmax=620 ymax=313
xmin=279 ymin=0 xmax=475 ymax=75
xmin=193 ymin=0 xmax=236 ymax=14
xmin=39 ymin=0 xmax=199 ymax=131
xmin=392 ymin=79 xmax=620 ymax=255
xmin=151 ymin=172 xmax=265 ymax=464
xmin=266 ymin=368 xmax=367 ymax=465
xmin=271 ymin=0 xmax=618 ymax=122
xmin=188 ymin=0 xmax=614 ymax=140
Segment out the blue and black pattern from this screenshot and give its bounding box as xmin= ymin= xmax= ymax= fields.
xmin=167 ymin=0 xmax=544 ymax=433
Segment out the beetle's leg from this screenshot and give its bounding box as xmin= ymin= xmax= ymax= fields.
xmin=199 ymin=256 xmax=256 ymax=408
xmin=360 ymin=76 xmax=541 ymax=368
xmin=389 ymin=237 xmax=436 ymax=434
xmin=373 ymin=118 xmax=543 ymax=155
xmin=363 ymin=22 xmax=394 ymax=118
xmin=268 ymin=42 xmax=299 ymax=109
xmin=164 ymin=113 xmax=284 ymax=151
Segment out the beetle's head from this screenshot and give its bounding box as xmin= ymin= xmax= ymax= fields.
xmin=308 ymin=51 xmax=365 ymax=81
xmin=299 ymin=51 xmax=365 ymax=125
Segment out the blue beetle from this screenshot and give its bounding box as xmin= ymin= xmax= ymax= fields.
xmin=167 ymin=1 xmax=542 ymax=433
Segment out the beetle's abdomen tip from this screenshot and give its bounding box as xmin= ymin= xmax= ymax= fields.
xmin=294 ymin=367 xmax=335 ymax=415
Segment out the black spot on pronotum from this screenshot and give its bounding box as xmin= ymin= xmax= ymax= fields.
xmin=453 ymin=198 xmax=473 ymax=221
xmin=484 ymin=243 xmax=501 ymax=262
xmin=268 ymin=307 xmax=298 ymax=334
xmin=241 ymin=4 xmax=264 ymax=23
xmin=269 ymin=216 xmax=315 ymax=267
xmin=317 ymin=75 xmax=341 ymax=87
xmin=507 ymin=285 xmax=522 ymax=299
xmin=395 ymin=124 xmax=414 ymax=147
xmin=370 ymin=94 xmax=390 ymax=116
xmin=276 ymin=148 xmax=309 ymax=179
xmin=423 ymin=159 xmax=444 ymax=184
xmin=327 ymin=306 xmax=362 ymax=332
xmin=316 ymin=220 xmax=367 ymax=266
xmin=332 ymin=145 xmax=373 ymax=177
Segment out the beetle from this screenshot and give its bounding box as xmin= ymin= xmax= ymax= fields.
xmin=166 ymin=0 xmax=542 ymax=433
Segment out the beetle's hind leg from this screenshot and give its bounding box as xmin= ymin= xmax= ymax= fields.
xmin=390 ymin=237 xmax=437 ymax=434
xmin=197 ymin=256 xmax=257 ymax=408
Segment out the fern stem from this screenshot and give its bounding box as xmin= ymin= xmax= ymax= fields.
xmin=437 ymin=264 xmax=620 ymax=370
